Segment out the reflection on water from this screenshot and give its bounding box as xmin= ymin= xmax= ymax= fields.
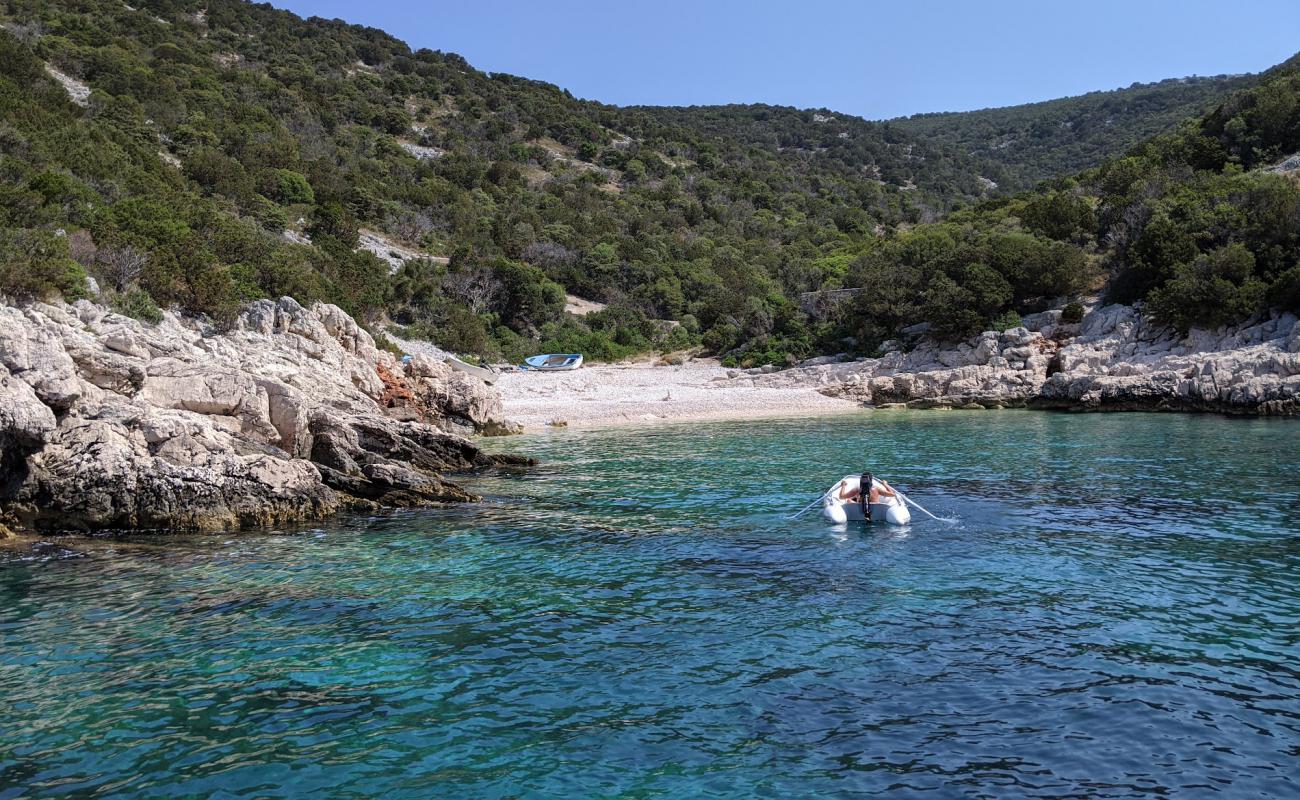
xmin=2 ymin=412 xmax=1298 ymax=798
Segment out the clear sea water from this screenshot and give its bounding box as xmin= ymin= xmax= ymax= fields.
xmin=2 ymin=411 xmax=1298 ymax=799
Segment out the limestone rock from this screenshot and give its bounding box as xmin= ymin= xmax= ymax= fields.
xmin=401 ymin=354 xmax=507 ymax=434
xmin=0 ymin=298 xmax=532 ymax=533
xmin=810 ymin=304 xmax=1300 ymax=416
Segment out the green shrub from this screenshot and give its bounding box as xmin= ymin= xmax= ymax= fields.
xmin=0 ymin=229 xmax=88 ymax=301
xmin=307 ymin=202 xmax=360 ymax=249
xmin=438 ymin=306 xmax=494 ymax=354
xmin=1060 ymin=302 xmax=1085 ymax=324
xmin=535 ymin=317 xmax=642 ymax=363
xmin=372 ymin=333 xmax=404 ymax=357
xmin=1020 ymin=191 xmax=1096 ymax=243
xmin=659 ymin=323 xmax=697 ymax=352
xmin=1148 ymin=245 xmax=1267 ymax=333
xmin=991 ymin=310 xmax=1023 ymax=332
xmin=266 ymin=169 xmax=315 ymax=205
xmin=1268 ymin=266 xmax=1300 ymax=313
xmin=248 ymin=194 xmax=290 ymax=232
xmin=184 ymin=148 xmax=252 ymax=200
xmin=111 ymin=289 xmax=163 ymax=324
xmin=489 ymin=259 xmax=566 ymax=333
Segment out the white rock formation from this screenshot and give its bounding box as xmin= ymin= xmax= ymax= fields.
xmin=399 ymin=141 xmax=445 ymax=160
xmin=742 ymin=305 xmax=1300 ymax=415
xmin=0 ymin=298 xmax=527 ymax=533
xmin=44 ymin=64 xmax=91 ymax=107
xmin=356 ymin=230 xmax=448 ymax=273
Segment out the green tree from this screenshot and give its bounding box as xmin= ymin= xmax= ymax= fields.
xmin=1148 ymin=244 xmax=1266 ymax=332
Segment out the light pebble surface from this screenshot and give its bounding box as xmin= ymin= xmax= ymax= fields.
xmin=495 ymin=359 xmax=862 ymax=430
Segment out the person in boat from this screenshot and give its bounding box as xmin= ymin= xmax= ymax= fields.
xmin=837 ymin=471 xmax=897 ymax=518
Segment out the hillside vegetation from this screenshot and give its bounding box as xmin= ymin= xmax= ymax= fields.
xmin=1 ymin=0 xmax=1295 ymax=366
xmin=1 ymin=0 xmax=975 ymax=363
xmin=838 ymin=53 xmax=1300 ymax=346
xmin=893 ymin=75 xmax=1254 ymax=193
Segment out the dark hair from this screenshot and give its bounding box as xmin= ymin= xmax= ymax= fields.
xmin=860 ymin=472 xmax=874 ymax=494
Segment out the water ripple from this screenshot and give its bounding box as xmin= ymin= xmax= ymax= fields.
xmin=1 ymin=412 xmax=1298 ymax=798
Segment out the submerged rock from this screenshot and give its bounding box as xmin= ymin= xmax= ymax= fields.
xmin=0 ymin=298 xmax=531 ymax=533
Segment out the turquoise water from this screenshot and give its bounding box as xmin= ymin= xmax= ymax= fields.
xmin=2 ymin=412 xmax=1298 ymax=798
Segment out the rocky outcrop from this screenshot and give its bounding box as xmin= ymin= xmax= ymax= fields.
xmin=0 ymin=298 xmax=530 ymax=533
xmin=741 ymin=304 xmax=1300 ymax=415
xmin=1032 ymin=306 xmax=1300 ymax=414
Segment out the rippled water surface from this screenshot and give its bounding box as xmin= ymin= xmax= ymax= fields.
xmin=3 ymin=412 xmax=1299 ymax=798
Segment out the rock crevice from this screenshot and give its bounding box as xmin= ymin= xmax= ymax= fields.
xmin=0 ymin=297 xmax=529 ymax=532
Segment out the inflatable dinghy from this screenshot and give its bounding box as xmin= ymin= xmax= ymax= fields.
xmin=822 ymin=474 xmax=911 ymax=525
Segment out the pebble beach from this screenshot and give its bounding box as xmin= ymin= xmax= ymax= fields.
xmin=494 ymin=359 xmax=862 ymax=430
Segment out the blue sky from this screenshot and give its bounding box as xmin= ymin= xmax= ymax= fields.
xmin=273 ymin=0 xmax=1300 ymax=119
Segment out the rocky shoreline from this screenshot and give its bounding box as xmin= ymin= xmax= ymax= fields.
xmin=4 ymin=295 xmax=1296 ymax=535
xmin=0 ymin=298 xmax=530 ymax=535
xmin=730 ymin=304 xmax=1300 ymax=416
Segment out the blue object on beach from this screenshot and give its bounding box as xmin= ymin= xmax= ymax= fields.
xmin=521 ymin=353 xmax=583 ymax=371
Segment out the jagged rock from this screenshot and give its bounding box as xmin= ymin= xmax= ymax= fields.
xmin=66 ymin=342 xmax=146 ymax=395
xmin=0 ymin=298 xmax=531 ymax=533
xmin=480 ymin=419 xmax=524 ymax=437
xmin=256 ymin=378 xmax=312 ymax=458
xmin=403 ymin=354 xmax=506 ymax=434
xmin=0 ymin=372 xmax=57 ymax=448
xmin=0 ymin=308 xmax=85 ymax=411
xmin=796 ymin=303 xmax=1300 ymax=416
xmin=144 ymin=360 xmax=280 ymax=441
xmin=5 ymin=404 xmax=336 ymax=531
xmin=0 ymin=371 xmax=57 ymax=487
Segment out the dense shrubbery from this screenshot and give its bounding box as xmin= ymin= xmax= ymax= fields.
xmin=830 ymin=213 xmax=1094 ymax=346
xmin=1082 ymin=71 xmax=1300 ymax=331
xmin=109 ymin=288 xmax=164 ymax=324
xmin=0 ymin=0 xmax=963 ymax=356
xmin=0 ymin=229 xmax=88 ymax=301
xmin=894 ymin=75 xmax=1254 ymax=193
xmin=832 ymin=59 xmax=1300 ymax=342
xmin=1 ymin=0 xmax=1297 ymax=360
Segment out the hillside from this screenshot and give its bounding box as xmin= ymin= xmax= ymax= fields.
xmin=1 ymin=0 xmax=986 ymax=365
xmin=830 ymin=57 xmax=1300 ymax=349
xmin=892 ymin=74 xmax=1255 ymax=193
xmin=1 ymin=0 xmax=1296 ymax=368
xmin=618 ymin=104 xmax=1010 ymax=214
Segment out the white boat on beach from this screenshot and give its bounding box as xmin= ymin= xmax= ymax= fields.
xmin=522 ymin=353 xmax=583 ymax=371
xmin=822 ymin=474 xmax=911 ymax=525
xmin=444 ymin=355 xmax=497 ymax=384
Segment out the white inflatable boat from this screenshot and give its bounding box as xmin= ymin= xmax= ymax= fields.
xmin=821 ymin=474 xmax=912 ymax=525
